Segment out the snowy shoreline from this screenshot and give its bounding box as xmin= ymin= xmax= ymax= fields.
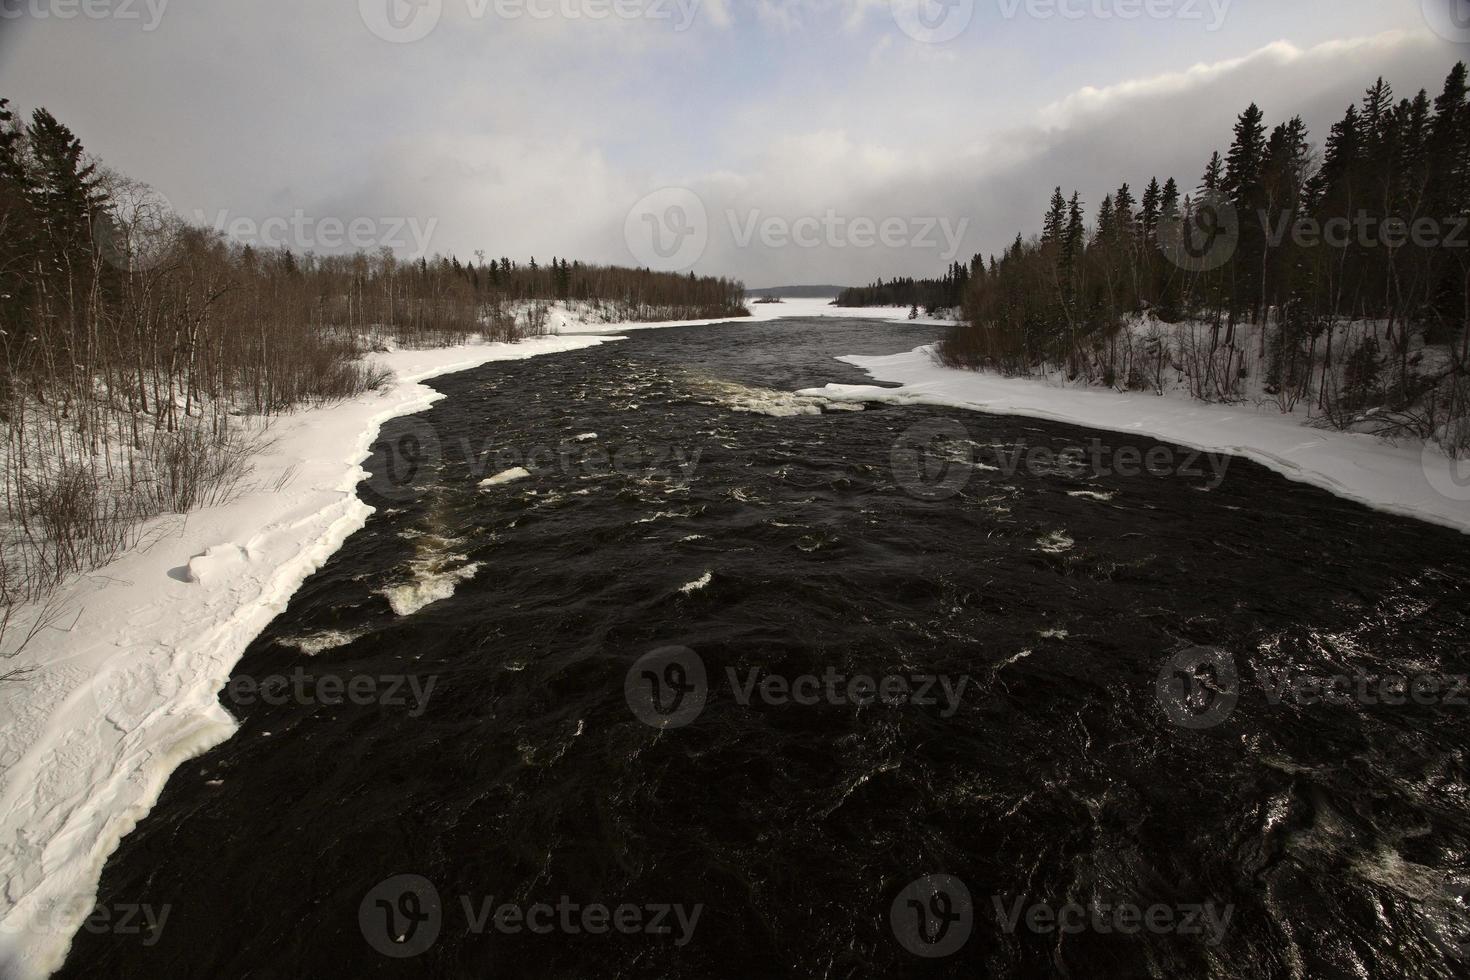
xmin=798 ymin=343 xmax=1470 ymax=536
xmin=0 ymin=333 xmax=619 ymax=978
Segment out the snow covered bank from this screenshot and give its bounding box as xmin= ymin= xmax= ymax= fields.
xmin=798 ymin=345 xmax=1470 ymax=536
xmin=0 ymin=333 xmax=618 ymax=979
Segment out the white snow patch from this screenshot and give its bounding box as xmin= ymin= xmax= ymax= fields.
xmin=279 ymin=629 xmax=367 ymax=655
xmin=480 ymin=466 xmax=531 ymax=488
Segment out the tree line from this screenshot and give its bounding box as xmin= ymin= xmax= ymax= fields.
xmin=936 ymin=62 xmax=1470 ymax=451
xmin=0 ymin=98 xmax=746 ymax=631
xmin=835 ymin=262 xmax=975 ymax=314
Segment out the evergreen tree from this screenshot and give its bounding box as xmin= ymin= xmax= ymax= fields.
xmin=26 ymin=108 xmax=107 ymax=274
xmin=1042 ymin=187 xmax=1067 ymax=249
xmin=1199 ymin=151 xmax=1225 ymax=195
xmin=1141 ymin=178 xmax=1162 ymax=247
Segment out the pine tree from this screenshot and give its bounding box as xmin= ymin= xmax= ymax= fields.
xmin=1141 ymin=178 xmax=1162 ymax=246
xmin=1160 ymin=177 xmax=1181 ymax=220
xmin=1199 ymin=152 xmax=1225 ymax=195
xmin=1114 ymin=183 xmax=1137 ymax=239
xmin=1063 ymin=192 xmax=1086 ymax=272
xmin=26 ymin=108 xmax=107 ymax=273
xmin=1042 ymin=187 xmax=1067 ymax=249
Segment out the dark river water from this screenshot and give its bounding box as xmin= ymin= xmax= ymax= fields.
xmin=58 ymin=318 xmax=1470 ymax=979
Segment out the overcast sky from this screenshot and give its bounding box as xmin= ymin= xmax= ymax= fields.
xmin=0 ymin=0 xmax=1465 ymax=286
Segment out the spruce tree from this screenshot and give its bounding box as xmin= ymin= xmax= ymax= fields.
xmin=1042 ymin=187 xmax=1067 ymax=249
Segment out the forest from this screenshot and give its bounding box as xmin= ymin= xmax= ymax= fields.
xmin=932 ymin=63 xmax=1470 ymax=456
xmin=835 ymin=263 xmax=974 ymax=314
xmin=0 ymin=100 xmax=746 ymax=629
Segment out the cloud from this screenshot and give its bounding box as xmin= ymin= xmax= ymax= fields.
xmin=659 ymin=29 xmax=1466 ymax=285
xmin=0 ymin=1 xmax=1457 ymax=286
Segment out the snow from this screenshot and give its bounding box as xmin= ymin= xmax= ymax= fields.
xmin=479 ymin=466 xmax=531 ymax=487
xmin=796 ymin=344 xmax=1470 ymax=536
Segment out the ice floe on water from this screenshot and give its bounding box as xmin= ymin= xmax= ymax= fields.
xmin=1037 ymin=530 xmax=1075 ymax=553
xmin=480 ymin=466 xmax=531 ymax=487
xmin=279 ymin=629 xmax=368 ymax=655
